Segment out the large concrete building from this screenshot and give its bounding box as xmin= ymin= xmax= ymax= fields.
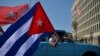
xmin=71 ymin=0 xmax=100 ymax=45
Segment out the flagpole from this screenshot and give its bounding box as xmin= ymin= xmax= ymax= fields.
xmin=0 ymin=26 xmax=4 ymax=36
xmin=29 ymin=0 xmax=31 ymax=8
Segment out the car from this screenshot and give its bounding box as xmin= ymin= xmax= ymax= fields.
xmin=33 ymin=30 xmax=100 ymax=56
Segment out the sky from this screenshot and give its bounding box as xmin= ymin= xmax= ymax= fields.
xmin=0 ymin=0 xmax=74 ymax=33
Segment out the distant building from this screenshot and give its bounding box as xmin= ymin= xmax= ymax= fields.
xmin=71 ymin=0 xmax=100 ymax=45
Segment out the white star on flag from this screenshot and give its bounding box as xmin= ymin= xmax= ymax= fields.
xmin=37 ymin=19 xmax=43 ymax=26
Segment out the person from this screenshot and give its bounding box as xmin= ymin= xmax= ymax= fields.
xmin=63 ymin=34 xmax=74 ymax=42
xmin=49 ymin=32 xmax=58 ymax=47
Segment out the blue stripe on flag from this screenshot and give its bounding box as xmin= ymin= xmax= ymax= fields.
xmin=0 ymin=5 xmax=36 ymax=47
xmin=24 ymin=32 xmax=52 ymax=56
xmin=5 ymin=32 xmax=30 ymax=56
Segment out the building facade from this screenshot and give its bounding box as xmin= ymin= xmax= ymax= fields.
xmin=71 ymin=0 xmax=100 ymax=45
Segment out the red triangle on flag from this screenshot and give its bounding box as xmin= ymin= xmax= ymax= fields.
xmin=28 ymin=2 xmax=54 ymax=35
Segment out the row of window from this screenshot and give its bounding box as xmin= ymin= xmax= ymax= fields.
xmin=78 ymin=13 xmax=100 ymax=31
xmin=78 ymin=23 xmax=100 ymax=37
xmin=77 ymin=1 xmax=100 ymax=31
xmin=79 ymin=4 xmax=100 ymax=23
xmin=71 ymin=0 xmax=84 ymax=16
xmin=79 ymin=36 xmax=100 ymax=45
xmin=72 ymin=0 xmax=92 ymax=20
xmin=72 ymin=0 xmax=100 ymax=45
xmin=72 ymin=0 xmax=100 ymax=35
xmin=78 ymin=2 xmax=100 ymax=24
xmin=79 ymin=0 xmax=100 ymax=17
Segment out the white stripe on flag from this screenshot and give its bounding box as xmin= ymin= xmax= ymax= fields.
xmin=0 ymin=18 xmax=32 ymax=56
xmin=15 ymin=33 xmax=43 ymax=56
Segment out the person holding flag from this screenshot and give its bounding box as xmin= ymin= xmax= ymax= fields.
xmin=49 ymin=32 xmax=58 ymax=47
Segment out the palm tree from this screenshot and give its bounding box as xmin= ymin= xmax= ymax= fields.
xmin=72 ymin=20 xmax=78 ymax=41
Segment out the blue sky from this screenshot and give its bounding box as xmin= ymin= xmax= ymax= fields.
xmin=0 ymin=0 xmax=74 ymax=32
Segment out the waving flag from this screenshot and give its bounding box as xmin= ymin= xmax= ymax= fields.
xmin=75 ymin=7 xmax=81 ymax=16
xmin=0 ymin=2 xmax=54 ymax=56
xmin=0 ymin=4 xmax=29 ymax=26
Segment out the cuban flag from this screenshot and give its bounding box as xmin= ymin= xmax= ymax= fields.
xmin=0 ymin=2 xmax=54 ymax=56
